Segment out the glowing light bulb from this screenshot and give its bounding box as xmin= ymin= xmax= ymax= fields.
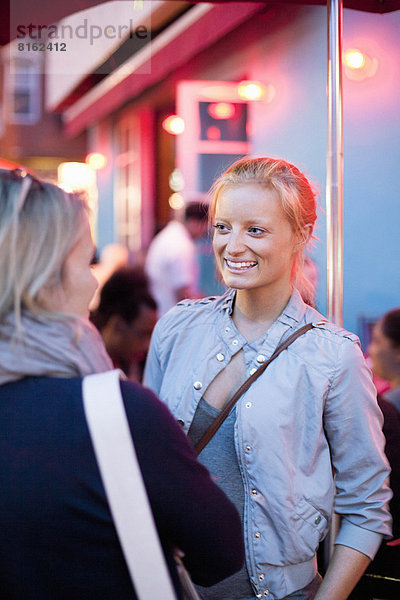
xmin=344 ymin=49 xmax=378 ymax=81
xmin=58 ymin=162 xmax=96 ymax=192
xmin=237 ymin=81 xmax=266 ymax=101
xmin=168 ymin=192 xmax=185 ymax=210
xmin=85 ymin=152 xmax=107 ymax=170
xmin=169 ymin=168 xmax=184 ymax=192
xmin=207 ymin=102 xmax=236 ymax=119
xmin=162 ymin=115 xmax=185 ymax=135
xmin=344 ymin=49 xmax=365 ymax=70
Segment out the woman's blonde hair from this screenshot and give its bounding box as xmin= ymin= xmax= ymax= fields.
xmin=0 ymin=169 xmax=89 ymax=325
xmin=209 ymin=156 xmax=318 ymax=301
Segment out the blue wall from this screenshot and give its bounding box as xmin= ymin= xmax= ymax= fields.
xmin=249 ymin=6 xmax=400 ymax=339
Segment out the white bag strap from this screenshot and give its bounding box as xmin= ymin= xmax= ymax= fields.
xmin=82 ymin=369 xmax=177 ymax=600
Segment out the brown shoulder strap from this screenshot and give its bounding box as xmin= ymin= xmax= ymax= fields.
xmin=194 ymin=323 xmax=315 ymax=456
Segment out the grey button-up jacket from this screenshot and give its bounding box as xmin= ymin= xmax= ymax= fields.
xmin=144 ymin=289 xmax=392 ymax=599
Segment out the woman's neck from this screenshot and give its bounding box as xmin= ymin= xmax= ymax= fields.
xmin=233 ymin=284 xmax=293 ymax=341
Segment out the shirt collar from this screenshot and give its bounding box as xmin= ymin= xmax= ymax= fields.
xmin=220 ymin=288 xmax=236 ymax=314
xmin=278 ymin=288 xmax=308 ymax=326
xmin=219 ymin=287 xmax=307 ymax=324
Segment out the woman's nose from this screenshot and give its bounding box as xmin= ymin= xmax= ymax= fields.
xmin=226 ymin=231 xmax=245 ymax=255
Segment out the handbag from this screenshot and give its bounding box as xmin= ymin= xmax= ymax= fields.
xmin=194 ymin=322 xmax=315 ymax=455
xmin=82 ymin=369 xmax=200 ymax=600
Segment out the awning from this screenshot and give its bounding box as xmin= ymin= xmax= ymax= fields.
xmin=1 ymin=0 xmax=399 ymax=46
xmin=62 ymin=2 xmax=265 ymax=135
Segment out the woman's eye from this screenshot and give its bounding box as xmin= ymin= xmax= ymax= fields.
xmin=248 ymin=227 xmax=264 ymax=235
xmin=213 ymin=223 xmax=229 ymax=232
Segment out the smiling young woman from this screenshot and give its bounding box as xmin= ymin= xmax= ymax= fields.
xmin=144 ymin=156 xmax=392 ymax=600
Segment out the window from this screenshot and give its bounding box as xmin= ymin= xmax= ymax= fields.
xmin=5 ymin=55 xmax=41 ymax=124
xmin=114 ymin=115 xmax=142 ymax=251
xmin=176 ymin=81 xmax=250 ymax=198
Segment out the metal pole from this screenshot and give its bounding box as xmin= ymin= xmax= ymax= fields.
xmin=326 ymin=0 xmax=343 ymax=327
xmin=324 ymin=0 xmax=343 ymax=567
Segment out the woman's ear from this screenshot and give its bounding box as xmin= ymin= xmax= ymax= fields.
xmin=300 ymin=224 xmax=313 ymax=245
xmin=293 ymin=224 xmax=313 ymax=253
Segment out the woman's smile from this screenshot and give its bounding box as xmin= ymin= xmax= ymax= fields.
xmin=225 ymin=259 xmax=258 ymax=273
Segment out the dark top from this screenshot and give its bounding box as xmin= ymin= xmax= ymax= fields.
xmin=378 ymin=395 xmax=400 ymax=538
xmin=364 ymin=395 xmax=400 ymax=579
xmin=0 ymin=376 xmax=244 ymax=599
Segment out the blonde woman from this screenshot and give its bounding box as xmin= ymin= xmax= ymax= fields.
xmin=0 ymin=169 xmax=244 ymax=598
xmin=144 ymin=157 xmax=392 ymax=600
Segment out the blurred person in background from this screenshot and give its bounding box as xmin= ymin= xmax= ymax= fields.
xmin=365 ymin=309 xmax=400 ymax=576
xmin=368 ymin=308 xmax=400 ymax=413
xmin=91 ymin=266 xmax=158 ymax=382
xmin=0 ymin=169 xmax=245 ymax=599
xmin=89 ymin=242 xmax=130 ymax=310
xmin=145 ymin=201 xmax=209 ymax=316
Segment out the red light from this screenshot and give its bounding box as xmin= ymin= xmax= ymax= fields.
xmin=207 ymin=102 xmax=236 ymax=120
xmin=206 ymin=126 xmax=221 ymax=140
xmin=162 ymin=115 xmax=184 ymax=135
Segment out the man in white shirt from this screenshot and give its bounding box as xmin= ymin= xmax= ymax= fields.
xmin=145 ymin=202 xmax=209 ymax=317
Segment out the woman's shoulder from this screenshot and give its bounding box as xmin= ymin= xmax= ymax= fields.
xmin=302 ymin=303 xmax=360 ymax=347
xmin=292 ymin=304 xmax=364 ymax=375
xmin=154 ymin=292 xmax=230 ymax=337
xmin=120 ymin=378 xmax=167 ymax=413
xmin=0 ymin=375 xmax=83 ymax=403
xmin=287 ymin=289 xmax=360 ymax=349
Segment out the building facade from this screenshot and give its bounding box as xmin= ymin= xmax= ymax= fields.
xmin=43 ymin=1 xmax=399 ymax=338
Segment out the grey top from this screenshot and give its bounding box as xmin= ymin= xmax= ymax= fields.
xmin=144 ymin=288 xmax=392 ymax=599
xmin=188 ymin=398 xmax=254 ymax=600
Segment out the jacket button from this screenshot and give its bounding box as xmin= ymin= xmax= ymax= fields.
xmin=259 ymin=573 xmax=265 ymax=581
xmin=216 ymin=353 xmax=224 ymax=362
xmin=249 ymin=367 xmax=257 ymax=376
xmin=256 ymin=354 xmax=266 ymax=363
xmin=245 ymin=445 xmax=252 ymax=451
xmin=314 ymin=515 xmax=322 ymax=524
xmin=264 ymin=591 xmax=270 ymax=596
xmin=177 ymin=419 xmax=185 ymax=427
xmin=252 ymin=489 xmax=258 ymax=496
xmin=232 ymin=339 xmax=239 ymax=346
xmin=254 ymin=531 xmax=261 ymax=538
xmin=245 ymin=402 xmax=252 ymax=408
xmin=193 ymin=381 xmax=202 ymax=390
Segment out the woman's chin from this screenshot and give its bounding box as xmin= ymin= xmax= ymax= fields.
xmin=221 ymin=274 xmax=254 ymax=290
